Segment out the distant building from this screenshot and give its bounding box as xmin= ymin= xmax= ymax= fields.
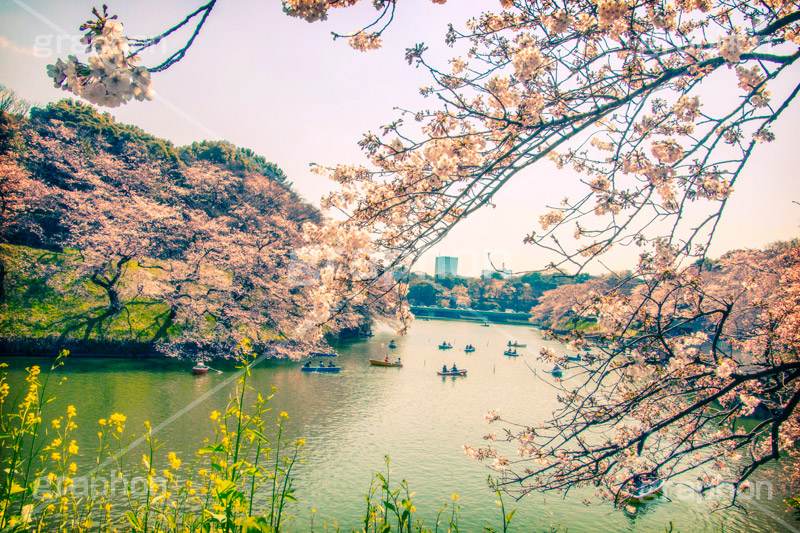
xmin=411 ymin=271 xmax=431 ymax=280
xmin=481 ymin=268 xmax=512 ymax=280
xmin=435 ymin=256 xmax=458 ymax=278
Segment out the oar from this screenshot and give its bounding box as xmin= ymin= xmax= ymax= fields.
xmin=205 ymin=366 xmax=223 ymax=374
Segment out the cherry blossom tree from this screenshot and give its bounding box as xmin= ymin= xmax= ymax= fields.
xmin=461 ymin=241 xmax=800 ymax=505
xmin=3 ymin=102 xmax=348 ymax=358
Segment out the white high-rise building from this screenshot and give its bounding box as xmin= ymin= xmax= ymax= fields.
xmin=435 ymin=256 xmax=458 ymax=277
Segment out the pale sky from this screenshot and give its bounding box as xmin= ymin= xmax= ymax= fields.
xmin=1 ymin=0 xmax=799 ymax=277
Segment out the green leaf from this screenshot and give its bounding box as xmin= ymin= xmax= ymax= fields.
xmin=125 ymin=511 xmax=142 ymax=530
xmin=198 ymin=444 xmax=225 ymax=455
xmin=202 ymin=508 xmax=226 ymax=523
xmin=248 ymin=429 xmax=272 ymax=444
xmin=240 ymin=516 xmax=272 ymax=533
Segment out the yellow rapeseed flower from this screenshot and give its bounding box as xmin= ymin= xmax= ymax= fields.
xmin=280 ymin=411 xmax=289 ymax=420
xmin=67 ymin=405 xmax=76 ymax=418
xmin=167 ymin=452 xmax=181 ymax=470
xmin=68 ymin=441 xmax=79 ymax=455
xmin=26 ymin=366 xmax=41 ymax=381
xmin=210 ymin=411 xmax=220 ymax=421
xmin=51 ymin=418 xmax=62 ymax=429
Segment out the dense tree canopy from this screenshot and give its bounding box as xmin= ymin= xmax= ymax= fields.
xmin=0 ymin=100 xmax=369 ymax=358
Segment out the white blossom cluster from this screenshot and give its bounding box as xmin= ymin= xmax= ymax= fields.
xmin=46 ymin=20 xmax=153 ymax=108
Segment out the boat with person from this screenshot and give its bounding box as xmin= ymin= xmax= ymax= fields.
xmin=192 ymin=362 xmax=210 ymax=375
xmin=464 ymin=344 xmax=476 ymax=353
xmin=566 ymin=354 xmax=584 ymax=362
xmin=507 ymin=341 xmax=527 ymax=348
xmin=503 ymin=349 xmax=519 ymax=356
xmin=549 ymin=365 xmax=563 ymax=378
xmin=622 ymin=474 xmax=666 ymax=502
xmin=369 ymin=358 xmax=403 ymax=367
xmin=438 ymin=342 xmax=453 ymax=350
xmin=437 ymin=369 xmax=467 ymax=376
xmin=302 ymin=360 xmax=341 ymax=373
xmin=302 ymin=353 xmax=341 ymax=373
xmin=439 ymin=362 xmax=466 ymax=376
xmin=388 ymin=340 xmax=397 ymax=349
xmin=481 ymin=322 xmax=490 ymax=327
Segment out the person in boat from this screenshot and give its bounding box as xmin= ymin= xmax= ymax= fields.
xmin=451 ymin=363 xmax=458 ymax=372
xmin=442 ymin=364 xmax=448 ymax=373
xmin=513 ymin=348 xmax=517 ymax=355
xmin=304 ymin=361 xmax=311 ymax=368
xmin=632 ymin=474 xmax=643 ymax=490
xmin=384 ymin=356 xmax=389 ymax=362
xmin=328 ymin=361 xmax=335 ymax=367
xmin=396 ymin=357 xmax=401 ymax=365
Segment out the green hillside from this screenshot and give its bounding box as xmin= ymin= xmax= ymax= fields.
xmin=0 ymin=100 xmax=353 ymax=357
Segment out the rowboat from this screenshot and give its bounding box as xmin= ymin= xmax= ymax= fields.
xmin=438 ymin=343 xmax=453 ymax=350
xmin=464 ymin=346 xmax=476 ymax=352
xmin=566 ymin=354 xmax=584 ymax=362
xmin=369 ymin=359 xmax=403 ymax=367
xmin=503 ymin=350 xmax=519 ymax=356
xmin=507 ymin=342 xmax=527 ymax=348
xmin=437 ymin=369 xmax=467 ymax=376
xmin=481 ymin=322 xmax=490 ymax=327
xmin=192 ymin=362 xmax=209 ymax=375
xmin=302 ymin=352 xmax=341 ymax=373
xmin=388 ymin=341 xmax=397 ymax=349
xmin=623 ymin=476 xmax=665 ymax=502
xmin=301 ymin=364 xmax=341 ymax=373
xmin=549 ymin=365 xmax=563 ymax=377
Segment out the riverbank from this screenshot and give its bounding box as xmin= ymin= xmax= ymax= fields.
xmin=0 ymin=336 xmax=159 ymax=358
xmin=409 ymin=305 xmax=534 ymax=324
xmin=0 ymin=336 xmax=316 ymax=359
